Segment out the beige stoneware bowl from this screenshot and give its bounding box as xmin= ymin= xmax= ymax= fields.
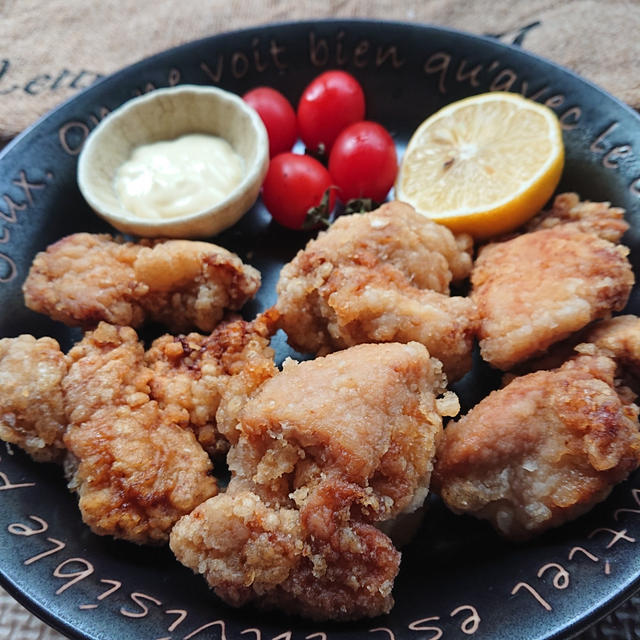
xmin=77 ymin=84 xmax=269 ymax=238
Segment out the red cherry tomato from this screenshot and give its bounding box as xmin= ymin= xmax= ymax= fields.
xmin=328 ymin=121 xmax=398 ymax=203
xmin=243 ymin=87 xmax=297 ymax=158
xmin=261 ymin=153 xmax=336 ymax=230
xmin=297 ymin=70 xmax=365 ymax=155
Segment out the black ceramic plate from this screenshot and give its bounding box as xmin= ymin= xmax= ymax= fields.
xmin=2 ymin=19 xmax=640 ymax=640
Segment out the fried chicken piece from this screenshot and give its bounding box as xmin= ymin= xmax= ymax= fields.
xmin=511 ymin=314 xmax=640 ymax=382
xmin=145 ymin=311 xmax=278 ymax=455
xmin=63 ymin=322 xmax=217 ymax=544
xmin=275 ymin=202 xmax=477 ymax=380
xmin=299 ymin=200 xmax=473 ymax=290
xmin=472 ymin=225 xmax=634 ymax=370
xmin=433 ymin=354 xmax=640 ymax=540
xmin=525 ymin=192 xmax=629 ymax=242
xmin=0 ymin=335 xmax=68 ymax=462
xmin=576 ymin=315 xmax=640 ymax=379
xmin=171 ymin=486 xmax=401 ymax=621
xmin=230 ymin=341 xmax=455 ymax=515
xmin=171 ymin=490 xmax=306 ymax=610
xmin=23 ymin=233 xmax=261 ymax=333
xmin=307 ymin=265 xmax=477 ymax=381
xmin=171 ymin=342 xmax=457 ymax=620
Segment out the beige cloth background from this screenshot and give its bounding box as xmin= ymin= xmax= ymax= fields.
xmin=1 ymin=1 xmax=640 ymax=638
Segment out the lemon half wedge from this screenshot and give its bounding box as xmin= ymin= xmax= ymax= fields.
xmin=395 ymin=92 xmax=564 ymax=238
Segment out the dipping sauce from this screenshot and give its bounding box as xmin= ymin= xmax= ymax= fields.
xmin=114 ymin=133 xmax=245 ymax=220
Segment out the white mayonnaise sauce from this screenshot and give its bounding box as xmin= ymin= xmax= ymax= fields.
xmin=114 ymin=133 xmax=245 ymax=220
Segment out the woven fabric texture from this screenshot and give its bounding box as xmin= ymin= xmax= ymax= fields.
xmin=0 ymin=587 xmax=65 ymax=639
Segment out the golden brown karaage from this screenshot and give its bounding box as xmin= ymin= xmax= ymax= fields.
xmin=0 ymin=313 xmax=279 ymax=546
xmin=275 ymin=201 xmax=477 ymax=380
xmin=576 ymin=314 xmax=640 ymax=379
xmin=524 ymin=192 xmax=629 ymax=242
xmin=510 ymin=314 xmax=640 ymax=380
xmin=472 ymin=218 xmax=634 ymax=371
xmin=433 ymin=353 xmax=640 ymax=539
xmin=145 ymin=311 xmax=277 ymax=455
xmin=171 ymin=341 xmax=457 ymax=620
xmin=0 ymin=335 xmax=68 ymax=462
xmin=23 ymin=233 xmax=261 ymax=332
xmin=63 ymin=322 xmax=218 ymax=545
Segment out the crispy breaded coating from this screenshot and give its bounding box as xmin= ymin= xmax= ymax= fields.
xmin=171 ymin=342 xmax=456 ymax=620
xmin=306 ymin=265 xmax=477 ymax=381
xmin=290 ymin=200 xmax=473 ymax=291
xmin=230 ymin=342 xmax=454 ymax=517
xmin=576 ymin=315 xmax=640 ymax=378
xmin=23 ymin=233 xmax=261 ymax=332
xmin=171 ymin=491 xmax=305 ymax=608
xmin=171 ymin=486 xmax=401 ymax=621
xmin=145 ymin=312 xmax=278 ymax=455
xmin=63 ymin=322 xmax=217 ymax=544
xmin=433 ymin=355 xmax=640 ymax=540
xmin=506 ymin=314 xmax=640 ymax=381
xmin=275 ymin=202 xmax=477 ymax=380
xmin=472 ymin=225 xmax=634 ymax=370
xmin=0 ymin=335 xmax=68 ymax=462
xmin=525 ymin=192 xmax=629 ymax=242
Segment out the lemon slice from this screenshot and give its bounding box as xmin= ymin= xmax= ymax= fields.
xmin=395 ymin=92 xmax=564 ymax=238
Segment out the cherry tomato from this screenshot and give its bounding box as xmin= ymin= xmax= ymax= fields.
xmin=328 ymin=121 xmax=398 ymax=203
xmin=261 ymin=153 xmax=336 ymax=230
xmin=297 ymin=70 xmax=365 ymax=155
xmin=243 ymin=87 xmax=297 ymax=158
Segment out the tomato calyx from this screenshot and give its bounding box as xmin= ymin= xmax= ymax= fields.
xmin=343 ymin=198 xmax=380 ymax=215
xmin=302 ymin=187 xmax=335 ymax=230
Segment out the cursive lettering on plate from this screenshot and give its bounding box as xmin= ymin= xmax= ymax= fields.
xmin=0 ymin=169 xmax=53 ymax=283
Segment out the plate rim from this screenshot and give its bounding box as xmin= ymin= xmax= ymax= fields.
xmin=1 ymin=17 xmax=640 ymax=640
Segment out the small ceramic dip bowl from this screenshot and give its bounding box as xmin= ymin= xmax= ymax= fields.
xmin=77 ymin=84 xmax=269 ymax=238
